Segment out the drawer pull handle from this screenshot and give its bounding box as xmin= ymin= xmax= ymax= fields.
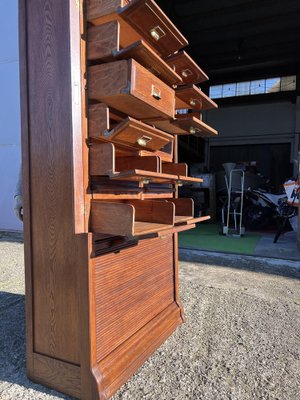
xmin=152 ymin=85 xmax=161 ymax=100
xmin=137 ymin=135 xmax=152 ymax=147
xmin=182 ymin=69 xmax=192 ymax=78
xmin=189 ymin=127 xmax=201 ymax=135
xmin=150 ymin=26 xmax=166 ymax=41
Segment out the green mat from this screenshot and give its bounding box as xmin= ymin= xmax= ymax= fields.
xmin=179 ymin=224 xmax=261 ymax=255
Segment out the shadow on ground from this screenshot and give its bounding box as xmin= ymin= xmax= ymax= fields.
xmin=0 ymin=291 xmax=74 ymax=399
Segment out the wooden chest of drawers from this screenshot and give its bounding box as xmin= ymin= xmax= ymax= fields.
xmin=19 ymin=0 xmax=217 ymax=399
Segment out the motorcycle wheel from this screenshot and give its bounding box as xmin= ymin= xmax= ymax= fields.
xmin=243 ymin=205 xmax=271 ymax=230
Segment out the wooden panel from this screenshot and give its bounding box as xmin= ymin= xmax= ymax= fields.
xmin=24 ymin=0 xmax=88 ymax=364
xmin=162 ymin=163 xmax=188 ymax=176
xmin=107 ymin=118 xmax=174 ymax=151
xmin=88 ymin=20 xmax=120 ymax=61
xmin=128 ymin=199 xmax=174 ymax=224
xmin=94 ymin=236 xmax=175 ymax=362
xmin=115 ymin=156 xmax=160 ymax=173
xmin=88 ymin=110 xmax=174 ymax=151
xmin=175 ymin=84 xmax=218 ymax=110
xmin=165 ymin=50 xmax=209 ymax=85
xmin=120 ymin=0 xmax=188 ymax=56
xmin=173 ymin=114 xmax=219 ymax=137
xmin=87 ymin=0 xmax=125 ymax=21
xmin=31 ymin=354 xmax=81 ymax=399
xmin=90 ymin=200 xmax=175 ymax=237
xmin=115 ymin=40 xmax=182 ymax=86
xmin=87 ymin=21 xmax=182 ymax=86
xmin=88 ymin=59 xmax=175 ymax=119
xmin=131 ymin=59 xmax=175 ymax=118
xmin=98 ymin=302 xmax=182 ymax=398
xmin=89 ymin=103 xmax=110 ymax=139
xmin=90 ymin=201 xmax=135 ymax=237
xmin=148 ymin=115 xmax=218 ymax=137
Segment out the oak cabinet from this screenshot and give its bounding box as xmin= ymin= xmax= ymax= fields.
xmin=19 ymin=0 xmax=217 ymax=399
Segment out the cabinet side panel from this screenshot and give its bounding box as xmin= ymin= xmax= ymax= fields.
xmin=25 ymin=0 xmax=86 ymax=364
xmin=94 ymin=236 xmax=175 ymax=362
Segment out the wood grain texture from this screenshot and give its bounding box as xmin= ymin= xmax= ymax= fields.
xmin=162 ymin=163 xmax=188 ymax=176
xmin=115 ymin=156 xmax=160 ymax=173
xmin=70 ymin=0 xmax=86 ymax=233
xmin=24 ymin=0 xmax=87 ymax=365
xmin=175 ymin=84 xmax=218 ymax=111
xmin=115 ymin=40 xmax=182 ymax=86
xmin=94 ymin=236 xmax=175 ymax=362
xmin=165 ymin=50 xmax=209 ymax=85
xmin=120 ymin=0 xmax=188 ymax=56
xmin=89 ymin=104 xmax=110 ymax=139
xmin=31 ymin=354 xmax=81 ymax=399
xmin=97 ymin=302 xmax=182 ymax=398
xmin=128 ymin=199 xmax=175 ymax=224
xmin=148 ymin=115 xmax=218 ymax=137
xmin=90 ymin=142 xmax=115 ymax=176
xmin=87 ymin=0 xmax=125 ymax=22
xmin=88 ymin=20 xmax=120 ymax=61
xmin=88 ymin=110 xmax=174 ymax=152
xmin=90 ymin=201 xmax=135 ymax=236
xmin=88 ymin=59 xmax=175 ymax=119
xmin=87 ymin=20 xmax=182 ymax=86
xmin=18 ymin=0 xmax=34 ymax=376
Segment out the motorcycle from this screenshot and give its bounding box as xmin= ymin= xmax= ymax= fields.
xmin=243 ymin=183 xmax=298 ymax=242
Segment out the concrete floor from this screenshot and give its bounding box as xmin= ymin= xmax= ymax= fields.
xmin=1 ymin=234 xmax=300 ymax=400
xmin=254 ymin=231 xmax=300 ymax=261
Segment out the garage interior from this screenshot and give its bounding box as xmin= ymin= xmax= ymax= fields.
xmin=157 ymin=0 xmax=300 ymax=259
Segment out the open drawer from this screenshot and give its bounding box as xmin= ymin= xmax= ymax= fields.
xmin=164 ymin=51 xmax=209 ymax=85
xmin=162 ymin=163 xmax=204 ymax=185
xmin=88 ymin=21 xmax=182 ymax=86
xmin=88 ymin=59 xmax=175 ymax=120
xmin=87 ymin=0 xmax=188 ymax=57
xmin=175 ymin=85 xmax=218 ymax=111
xmin=90 ymin=142 xmax=203 ymax=185
xmin=90 ymin=200 xmax=175 ymax=237
xmin=89 ymin=103 xmax=173 ymax=152
xmin=166 ymin=198 xmax=211 ymax=225
xmin=145 ymin=114 xmax=218 ymax=137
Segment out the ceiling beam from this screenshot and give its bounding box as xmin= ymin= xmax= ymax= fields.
xmin=187 ymin=12 xmax=300 ymax=44
xmin=171 ymin=0 xmax=260 ymax=18
xmin=174 ymin=0 xmax=300 ymax=29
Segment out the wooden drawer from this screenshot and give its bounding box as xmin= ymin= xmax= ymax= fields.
xmin=88 ymin=21 xmax=182 ymax=86
xmin=166 ymin=198 xmax=211 ymax=226
xmin=165 ymin=51 xmax=208 ymax=85
xmin=146 ymin=114 xmax=218 ymax=137
xmin=89 ymin=103 xmax=173 ymax=152
xmin=87 ymin=0 xmax=188 ymax=57
xmin=175 ymin=85 xmax=218 ymax=111
xmin=162 ymin=162 xmax=204 ymax=185
xmin=90 ymin=199 xmax=175 ymax=237
xmin=90 ymin=142 xmax=203 ymax=186
xmin=88 ymin=59 xmax=175 ymax=119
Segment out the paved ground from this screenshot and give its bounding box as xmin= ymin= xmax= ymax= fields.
xmin=1 ymin=234 xmax=300 ymax=400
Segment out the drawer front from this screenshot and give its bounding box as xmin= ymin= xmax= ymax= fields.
xmin=120 ymin=0 xmax=188 ymax=57
xmin=107 ymin=118 xmax=173 ymax=151
xmin=94 ymin=236 xmax=175 ymax=362
xmin=88 ymin=59 xmax=175 ymax=119
xmin=131 ymin=59 xmax=175 ymax=119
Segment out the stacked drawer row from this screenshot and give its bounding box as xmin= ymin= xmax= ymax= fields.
xmin=86 ymin=0 xmax=218 ymax=239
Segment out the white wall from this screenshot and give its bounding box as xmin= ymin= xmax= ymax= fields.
xmin=0 ymin=0 xmax=22 ymax=231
